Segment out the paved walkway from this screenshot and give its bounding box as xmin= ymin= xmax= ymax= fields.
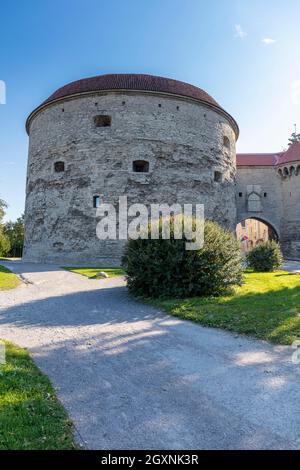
xmin=283 ymin=260 xmax=300 ymax=274
xmin=0 ymin=261 xmax=300 ymax=449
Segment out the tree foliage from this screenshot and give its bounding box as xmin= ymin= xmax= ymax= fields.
xmin=4 ymin=215 xmax=24 ymax=257
xmin=0 ymin=198 xmax=24 ymax=258
xmin=0 ymin=198 xmax=10 ymax=257
xmin=0 ymin=232 xmax=11 ymax=257
xmin=246 ymin=241 xmax=283 ymax=272
xmin=288 ymin=131 xmax=300 ymax=145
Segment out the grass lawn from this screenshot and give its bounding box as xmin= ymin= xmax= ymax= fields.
xmin=64 ymin=266 xmax=125 ymax=278
xmin=0 ymin=340 xmax=77 ymax=450
xmin=0 ymin=265 xmax=21 ymax=291
xmin=153 ymin=270 xmax=300 ymax=345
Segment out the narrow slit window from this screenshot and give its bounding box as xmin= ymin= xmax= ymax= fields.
xmin=239 ymin=192 xmax=243 ymax=197
xmin=132 ymin=160 xmax=149 ymax=173
xmin=93 ymin=195 xmax=100 ymax=208
xmin=94 ymin=115 xmax=111 ymax=127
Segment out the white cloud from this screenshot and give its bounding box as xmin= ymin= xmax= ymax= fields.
xmin=291 ymin=80 xmax=300 ymax=105
xmin=234 ymin=24 xmax=247 ymax=39
xmin=262 ymin=37 xmax=276 ymax=45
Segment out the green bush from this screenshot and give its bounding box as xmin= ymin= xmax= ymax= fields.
xmin=122 ymin=219 xmax=243 ymax=298
xmin=246 ymin=241 xmax=283 ymax=272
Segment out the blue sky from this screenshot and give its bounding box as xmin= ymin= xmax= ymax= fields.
xmin=1 ymin=0 xmax=300 ymax=221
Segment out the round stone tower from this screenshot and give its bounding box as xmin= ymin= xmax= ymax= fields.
xmin=23 ymin=73 xmax=239 ymax=265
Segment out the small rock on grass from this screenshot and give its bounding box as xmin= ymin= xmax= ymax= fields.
xmin=95 ymin=271 xmax=109 ymax=279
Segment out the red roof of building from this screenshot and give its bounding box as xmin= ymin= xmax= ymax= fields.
xmin=236 ymin=153 xmax=281 ymax=166
xmin=26 ymin=73 xmax=239 ymax=135
xmin=237 ymin=142 xmax=300 ymax=167
xmin=43 ymin=73 xmax=221 ymax=108
xmin=277 ymin=141 xmax=300 ymax=165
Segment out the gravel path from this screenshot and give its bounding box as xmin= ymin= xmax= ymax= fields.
xmin=0 ymin=261 xmax=300 ymax=450
xmin=283 ymin=260 xmax=300 ymax=274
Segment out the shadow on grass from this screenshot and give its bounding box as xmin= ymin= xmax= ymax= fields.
xmin=155 ymin=282 xmax=300 ymax=345
xmin=274 ymin=273 xmax=296 ymax=277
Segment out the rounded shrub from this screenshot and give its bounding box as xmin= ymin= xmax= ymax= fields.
xmin=122 ymin=219 xmax=243 ymax=298
xmin=246 ymin=240 xmax=283 ymax=272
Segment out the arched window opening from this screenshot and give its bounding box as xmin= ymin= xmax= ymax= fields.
xmin=132 ymin=160 xmax=149 ymax=173
xmin=247 ymin=192 xmax=262 ymax=212
xmin=54 ymin=161 xmax=65 ymax=173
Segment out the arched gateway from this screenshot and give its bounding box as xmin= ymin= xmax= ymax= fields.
xmin=236 ymin=142 xmax=300 ymax=259
xmin=236 ymin=217 xmax=279 ymax=253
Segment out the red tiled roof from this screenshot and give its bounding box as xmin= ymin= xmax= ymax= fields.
xmin=43 ymin=74 xmax=221 ymax=108
xmin=277 ymin=141 xmax=300 ymax=165
xmin=236 ymin=153 xmax=281 ymax=166
xmin=237 ymin=143 xmax=300 ymax=167
xmin=26 ymin=74 xmax=239 ymax=135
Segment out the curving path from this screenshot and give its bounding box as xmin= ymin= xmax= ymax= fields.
xmin=0 ymin=260 xmax=300 ymax=450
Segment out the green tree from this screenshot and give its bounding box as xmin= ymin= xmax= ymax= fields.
xmin=0 ymin=198 xmax=11 ymax=257
xmin=4 ymin=215 xmax=24 ymax=258
xmin=0 ymin=232 xmax=11 ymax=256
xmin=288 ymin=131 xmax=300 ymax=145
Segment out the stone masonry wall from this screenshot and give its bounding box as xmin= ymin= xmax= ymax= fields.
xmin=236 ymin=166 xmax=282 ymax=237
xmin=23 ymin=91 xmax=237 ymax=266
xmin=278 ymin=164 xmax=300 ymax=258
xmin=236 ymin=164 xmax=300 ymax=259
